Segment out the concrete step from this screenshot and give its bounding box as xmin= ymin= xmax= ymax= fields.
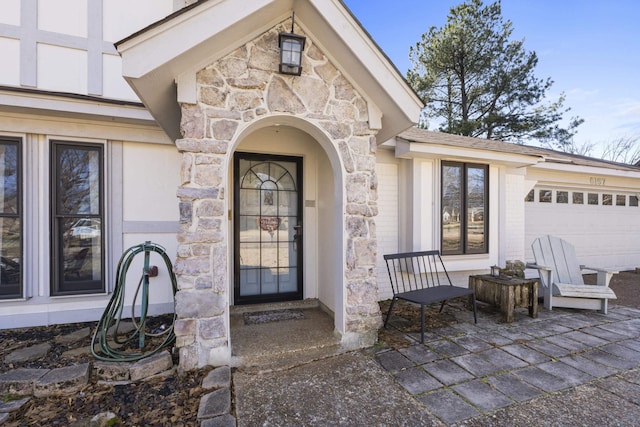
xmin=230 ymin=303 xmax=344 ymax=372
xmin=231 ymin=341 xmax=348 ymax=373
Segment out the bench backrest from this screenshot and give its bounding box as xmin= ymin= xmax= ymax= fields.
xmin=384 ymin=250 xmax=453 ymax=295
xmin=531 ymin=235 xmax=585 ymax=287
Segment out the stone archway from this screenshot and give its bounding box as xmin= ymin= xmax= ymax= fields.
xmin=172 ymin=19 xmax=382 ymax=369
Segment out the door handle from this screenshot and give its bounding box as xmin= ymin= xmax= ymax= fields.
xmin=293 ymin=224 xmax=302 ymax=252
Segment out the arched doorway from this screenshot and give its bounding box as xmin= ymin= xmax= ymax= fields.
xmin=228 ymin=122 xmax=346 ymax=365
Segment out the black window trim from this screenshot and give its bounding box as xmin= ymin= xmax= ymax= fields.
xmin=441 ymin=161 xmax=489 ymax=256
xmin=50 ymin=140 xmax=105 ymax=296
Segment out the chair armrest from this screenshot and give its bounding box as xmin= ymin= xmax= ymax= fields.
xmin=526 ymin=262 xmax=552 ymax=272
xmin=579 ymin=265 xmax=618 ymax=287
xmin=579 ymin=265 xmax=619 ymax=274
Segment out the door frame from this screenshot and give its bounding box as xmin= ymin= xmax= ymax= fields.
xmin=233 ymin=152 xmax=304 ymax=305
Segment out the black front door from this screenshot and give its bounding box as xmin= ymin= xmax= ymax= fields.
xmin=233 ymin=152 xmax=303 ymax=305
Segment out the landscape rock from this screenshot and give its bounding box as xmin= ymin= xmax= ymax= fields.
xmin=106 ymin=321 xmax=135 ymax=336
xmin=4 ymin=342 xmax=51 ymax=363
xmin=54 ymin=327 xmax=92 ymax=345
xmin=90 ymin=411 xmax=120 ymax=426
xmin=202 ymin=366 xmax=231 ymax=390
xmin=0 ymin=368 xmax=49 ymax=396
xmin=197 ymin=388 xmax=231 ymax=420
xmin=0 ymin=396 xmax=30 ymax=413
xmin=34 ymin=363 xmax=90 ymax=397
xmin=200 ymin=413 xmax=237 ymax=427
xmin=129 ymin=351 xmax=173 ymax=381
xmin=93 ymin=361 xmax=131 ymax=383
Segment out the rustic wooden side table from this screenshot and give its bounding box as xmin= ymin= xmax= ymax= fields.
xmin=468 ymin=275 xmax=539 ymax=322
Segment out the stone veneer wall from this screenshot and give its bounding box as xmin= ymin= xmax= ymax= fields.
xmin=173 ymin=20 xmax=382 ymax=369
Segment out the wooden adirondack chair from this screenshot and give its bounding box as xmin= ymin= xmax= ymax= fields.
xmin=528 ymin=235 xmax=617 ymax=314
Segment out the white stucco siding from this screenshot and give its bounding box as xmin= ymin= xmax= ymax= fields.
xmin=122 ymin=142 xmax=181 ymax=222
xmin=503 ymin=169 xmax=527 ymax=263
xmin=120 ymin=142 xmax=181 ymax=313
xmin=375 ymin=151 xmax=400 ymax=300
xmin=0 ymin=0 xmax=173 ymax=98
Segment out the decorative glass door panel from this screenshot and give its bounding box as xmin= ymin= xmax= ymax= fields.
xmin=234 ymin=153 xmax=303 ymax=304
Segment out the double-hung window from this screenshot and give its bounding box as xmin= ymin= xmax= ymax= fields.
xmin=441 ymin=161 xmax=488 ymax=255
xmin=0 ymin=138 xmax=22 ymax=299
xmin=51 ymin=142 xmax=104 ymax=295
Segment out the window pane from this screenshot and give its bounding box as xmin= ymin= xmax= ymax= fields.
xmin=602 ymin=194 xmax=612 ymax=206
xmin=525 ymin=189 xmax=534 ymax=202
xmin=52 ymin=143 xmax=104 ymax=295
xmin=466 ymin=166 xmax=486 ymax=253
xmin=539 ymin=190 xmax=552 ymax=203
xmin=442 ymin=164 xmax=462 ymax=253
xmin=62 ymin=217 xmax=102 ymax=281
xmin=57 ymin=147 xmax=101 ymax=215
xmin=616 ymin=195 xmax=626 ymax=206
xmin=0 ymin=217 xmax=21 ymax=298
xmin=557 ymin=191 xmax=568 ymax=204
xmin=572 ymin=192 xmax=584 ymax=204
xmin=630 ymin=196 xmax=638 ymax=207
xmin=588 ymin=193 xmax=599 ymax=205
xmin=0 ymin=140 xmax=21 ymax=299
xmin=0 ymin=144 xmax=19 ymax=213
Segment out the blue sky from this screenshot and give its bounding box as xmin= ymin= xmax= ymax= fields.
xmin=342 ymin=0 xmax=640 ymax=153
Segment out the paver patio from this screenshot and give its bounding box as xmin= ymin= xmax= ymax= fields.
xmin=375 ymin=302 xmax=640 ymax=424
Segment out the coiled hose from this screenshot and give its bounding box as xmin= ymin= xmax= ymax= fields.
xmin=91 ymin=241 xmax=178 ymax=362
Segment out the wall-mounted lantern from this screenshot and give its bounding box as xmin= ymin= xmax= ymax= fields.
xmin=279 ymin=13 xmax=306 ymax=76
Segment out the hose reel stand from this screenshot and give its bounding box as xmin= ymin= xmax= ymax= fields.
xmin=91 ymin=241 xmax=178 ymax=362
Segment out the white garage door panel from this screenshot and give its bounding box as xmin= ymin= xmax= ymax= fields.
xmin=525 ymin=190 xmax=640 ymax=270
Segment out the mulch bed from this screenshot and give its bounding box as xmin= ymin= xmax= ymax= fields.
xmin=11 ymin=369 xmax=209 ymax=426
xmin=0 ymin=314 xmax=209 ymax=426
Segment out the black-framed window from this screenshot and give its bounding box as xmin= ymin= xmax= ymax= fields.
xmin=441 ymin=161 xmax=488 ymax=255
xmin=51 ymin=142 xmax=104 ymax=295
xmin=0 ymin=138 xmax=22 ymax=299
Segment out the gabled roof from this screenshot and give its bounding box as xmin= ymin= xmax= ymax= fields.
xmin=115 ymin=0 xmax=423 ymax=142
xmin=397 ymin=127 xmax=640 ymax=175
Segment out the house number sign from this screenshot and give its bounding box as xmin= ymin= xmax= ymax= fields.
xmin=590 ymin=177 xmax=606 ymax=186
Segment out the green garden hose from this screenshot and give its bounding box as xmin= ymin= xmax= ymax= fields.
xmin=91 ymin=241 xmax=178 ymax=362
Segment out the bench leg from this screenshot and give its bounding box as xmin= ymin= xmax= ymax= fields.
xmin=420 ymin=304 xmax=425 ymax=344
xmin=384 ymin=297 xmax=398 ymax=328
xmin=470 ymin=294 xmax=477 ymax=324
xmin=438 ymin=301 xmax=446 ymax=313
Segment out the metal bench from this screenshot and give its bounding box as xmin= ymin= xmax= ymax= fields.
xmin=383 ymin=250 xmax=477 ymax=343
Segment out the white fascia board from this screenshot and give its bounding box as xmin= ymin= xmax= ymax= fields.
xmin=395 ymin=139 xmax=542 ymax=168
xmin=298 ymin=0 xmax=422 ymax=141
xmin=117 ymin=0 xmax=287 ymax=79
xmin=0 ymin=89 xmax=155 ymax=123
xmin=0 ymin=110 xmax=171 ymax=144
xmin=531 ymin=160 xmax=640 ymax=179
